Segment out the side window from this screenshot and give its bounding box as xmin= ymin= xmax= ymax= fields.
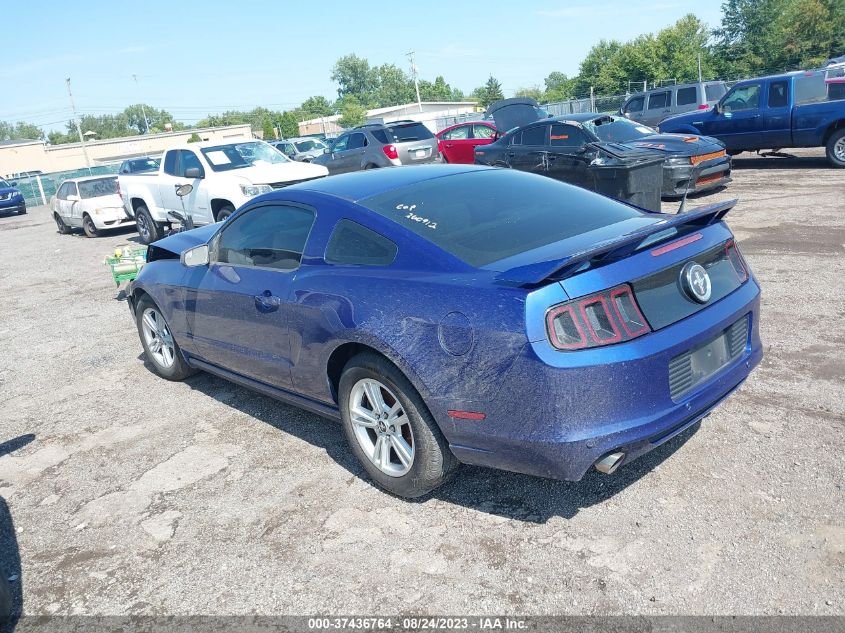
xmin=332 ymin=135 xmax=349 ymax=152
xmin=623 ymin=96 xmax=645 ymax=114
xmin=549 ymin=124 xmax=589 ymax=148
xmin=647 ymin=91 xmax=670 ymax=110
xmin=371 ymin=129 xmax=389 ymax=144
xmin=179 ymin=150 xmax=203 ymax=177
xmin=68 ymin=183 xmax=79 ymax=198
xmin=325 ymin=219 xmax=398 ymax=266
xmin=794 ymin=73 xmax=827 ymax=104
xmin=278 ymin=143 xmax=296 ymax=157
xmin=722 ymin=84 xmax=761 ymax=112
xmin=676 ymin=86 xmax=697 ymax=106
xmin=445 ymin=125 xmax=469 ymax=140
xmin=520 ymin=125 xmax=547 ymax=146
xmin=216 ymin=205 xmax=316 ymax=271
xmin=509 ymin=130 xmax=522 ymax=146
xmin=768 ymin=80 xmax=789 ymax=108
xmin=472 ymin=124 xmax=496 ymax=139
xmin=163 ymin=150 xmax=179 ymax=176
xmin=347 ymin=133 xmax=367 ymax=150
xmin=56 ymin=183 xmax=68 ymax=200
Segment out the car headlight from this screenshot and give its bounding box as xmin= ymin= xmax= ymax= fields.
xmin=665 ymin=156 xmax=692 ymax=166
xmin=240 ymin=184 xmax=273 ymax=197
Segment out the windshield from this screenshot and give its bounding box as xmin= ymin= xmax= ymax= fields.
xmin=583 ymin=116 xmax=655 ymax=143
xmin=201 ymin=141 xmax=290 ymax=172
xmin=359 ymin=169 xmax=644 ymax=268
xmin=78 ymin=177 xmax=119 ymax=199
xmin=126 ymin=158 xmax=160 ymax=173
xmin=294 ymin=139 xmax=327 ymax=152
xmin=0 ymin=178 xmax=10 ymax=188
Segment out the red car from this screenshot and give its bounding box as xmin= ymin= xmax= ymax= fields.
xmin=436 ymin=121 xmax=498 ymax=164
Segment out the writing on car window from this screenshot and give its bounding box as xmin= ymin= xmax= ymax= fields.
xmin=395 ymin=203 xmax=437 ymax=230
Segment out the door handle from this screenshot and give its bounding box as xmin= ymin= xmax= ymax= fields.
xmin=254 ymin=290 xmax=281 ymax=313
xmin=506 ymin=151 xmax=515 ymax=157
xmin=546 ymin=154 xmax=558 ymax=161
xmin=445 ymin=143 xmax=454 ymax=148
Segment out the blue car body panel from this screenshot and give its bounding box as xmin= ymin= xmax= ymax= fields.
xmin=130 ymin=166 xmax=762 ymax=482
xmin=0 ymin=183 xmax=26 ymax=214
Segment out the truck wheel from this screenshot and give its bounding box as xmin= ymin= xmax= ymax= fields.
xmin=826 ymin=128 xmax=845 ymax=168
xmin=82 ymin=214 xmax=100 ymax=238
xmin=54 ymin=214 xmax=71 ymax=235
xmin=216 ymin=204 xmax=235 ymax=222
xmin=136 ymin=204 xmax=162 ymax=244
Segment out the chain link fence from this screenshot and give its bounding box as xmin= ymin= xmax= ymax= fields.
xmin=11 ymin=165 xmax=120 ymax=208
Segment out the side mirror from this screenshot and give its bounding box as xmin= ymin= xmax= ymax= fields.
xmin=9 ymin=181 xmax=17 ymax=186
xmin=714 ymin=103 xmax=722 ymax=114
xmin=181 ymin=244 xmax=209 ymax=267
xmin=184 ymin=167 xmax=203 ymax=179
xmin=175 ymin=183 xmax=193 ymax=197
xmin=67 ymin=194 xmax=80 ymax=202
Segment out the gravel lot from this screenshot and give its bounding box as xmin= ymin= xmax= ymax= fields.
xmin=0 ymin=149 xmax=843 ymax=617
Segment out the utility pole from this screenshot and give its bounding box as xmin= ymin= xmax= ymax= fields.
xmin=407 ymin=51 xmax=422 ymax=112
xmin=132 ymin=74 xmax=151 ymax=133
xmin=65 ymin=77 xmax=91 ymax=172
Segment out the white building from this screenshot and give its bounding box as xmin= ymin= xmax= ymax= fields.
xmin=298 ymin=101 xmax=480 ymax=137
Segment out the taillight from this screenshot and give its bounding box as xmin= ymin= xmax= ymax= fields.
xmin=698 ymin=104 xmax=710 ymax=110
xmin=724 ymin=239 xmax=748 ymax=283
xmin=383 ymin=144 xmax=398 ymax=160
xmin=546 ymin=284 xmax=651 ymax=351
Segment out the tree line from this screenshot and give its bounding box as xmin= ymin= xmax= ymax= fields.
xmin=2 ymin=0 xmax=842 ymax=144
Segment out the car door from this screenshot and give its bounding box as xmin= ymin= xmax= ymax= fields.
xmin=156 ymin=149 xmax=184 ymax=215
xmin=53 ymin=182 xmax=69 ymax=218
xmin=545 ymin=123 xmax=593 ymax=188
xmin=643 ymin=90 xmax=671 ymax=126
xmin=439 ymin=124 xmax=473 ymax=163
xmin=323 ymin=134 xmax=350 ymax=174
xmin=506 ymin=124 xmax=548 ymax=175
xmin=342 ymin=132 xmax=368 ymax=171
xmin=66 ymin=182 xmax=83 ymax=226
xmin=160 ymin=150 xmax=209 ymax=224
xmin=702 ymin=82 xmax=764 ymax=150
xmin=187 ymin=203 xmax=316 ymax=389
xmin=673 ymin=85 xmax=699 ymax=117
xmin=760 ymin=79 xmax=791 ymax=148
xmin=621 ymin=95 xmax=646 ymax=123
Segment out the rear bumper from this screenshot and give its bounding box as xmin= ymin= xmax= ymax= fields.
xmin=662 ymin=156 xmax=732 ymax=197
xmin=435 ymin=278 xmax=762 ymax=481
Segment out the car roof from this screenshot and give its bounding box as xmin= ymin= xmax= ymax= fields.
xmin=63 ymin=175 xmax=118 ymax=184
xmin=287 ymin=164 xmax=493 ymax=202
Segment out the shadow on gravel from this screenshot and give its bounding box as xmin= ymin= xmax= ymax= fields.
xmin=0 ymin=436 xmax=27 ymax=631
xmin=179 ymin=369 xmax=702 ymax=523
xmin=0 ymin=435 xmax=33 ymax=459
xmin=731 ymin=154 xmax=831 ymax=169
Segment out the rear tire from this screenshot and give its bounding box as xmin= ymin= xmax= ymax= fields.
xmin=135 ymin=295 xmax=196 ymax=381
xmin=135 ymin=204 xmax=162 ymax=244
xmin=339 ymin=352 xmax=458 ymax=498
xmin=825 ymin=128 xmax=845 ymax=168
xmin=54 ymin=213 xmax=71 ymax=235
xmin=216 ymin=204 xmax=235 ymax=222
xmin=82 ymin=214 xmax=99 ymax=238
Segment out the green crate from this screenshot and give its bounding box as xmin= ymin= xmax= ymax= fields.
xmin=104 ymin=245 xmax=148 ymax=287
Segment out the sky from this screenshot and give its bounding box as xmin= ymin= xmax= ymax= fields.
xmin=0 ymin=0 xmax=724 ymax=133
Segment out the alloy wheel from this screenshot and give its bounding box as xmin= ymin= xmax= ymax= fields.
xmin=137 ymin=213 xmax=151 ymax=242
xmin=348 ymin=378 xmax=414 ymax=477
xmin=835 ymin=137 xmax=845 ymax=162
xmin=141 ymin=307 xmax=175 ymax=368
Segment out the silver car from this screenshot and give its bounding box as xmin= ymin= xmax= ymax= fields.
xmin=620 ymin=81 xmax=728 ymax=127
xmin=312 ymin=120 xmax=440 ymax=174
xmin=269 ymin=137 xmax=330 ymax=162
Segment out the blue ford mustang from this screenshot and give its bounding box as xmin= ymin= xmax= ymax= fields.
xmin=128 ymin=165 xmax=762 ymax=498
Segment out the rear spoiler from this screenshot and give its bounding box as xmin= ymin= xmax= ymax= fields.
xmin=495 ymin=199 xmax=737 ymax=286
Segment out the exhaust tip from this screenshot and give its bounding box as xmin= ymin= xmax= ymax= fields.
xmin=595 ymin=451 xmax=626 ymax=475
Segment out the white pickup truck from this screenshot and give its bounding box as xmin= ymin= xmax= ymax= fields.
xmin=118 ymin=139 xmax=329 ymax=243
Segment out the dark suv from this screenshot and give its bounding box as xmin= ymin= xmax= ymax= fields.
xmin=312 ymin=120 xmax=440 ymax=174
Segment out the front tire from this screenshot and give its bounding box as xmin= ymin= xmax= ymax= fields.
xmin=18 ymin=205 xmax=26 ymax=215
xmin=135 ymin=205 xmax=163 ymax=244
xmin=54 ymin=213 xmax=71 ymax=235
xmin=135 ymin=296 xmax=196 ymax=381
xmin=339 ymin=352 xmax=458 ymax=498
xmin=82 ymin=214 xmax=100 ymax=238
xmin=216 ymin=204 xmax=235 ymax=222
xmin=826 ymin=128 xmax=845 ymax=168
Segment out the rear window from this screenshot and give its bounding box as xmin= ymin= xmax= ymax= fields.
xmin=78 ymin=177 xmax=118 ymax=199
xmin=358 ymin=169 xmax=645 ymax=268
xmin=705 ymin=83 xmax=727 ymax=101
xmin=386 ymin=123 xmax=434 ymax=142
xmin=676 ymin=86 xmax=697 ymax=106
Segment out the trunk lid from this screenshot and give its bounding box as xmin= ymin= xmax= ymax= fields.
xmin=486 ymin=97 xmax=547 ymax=132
